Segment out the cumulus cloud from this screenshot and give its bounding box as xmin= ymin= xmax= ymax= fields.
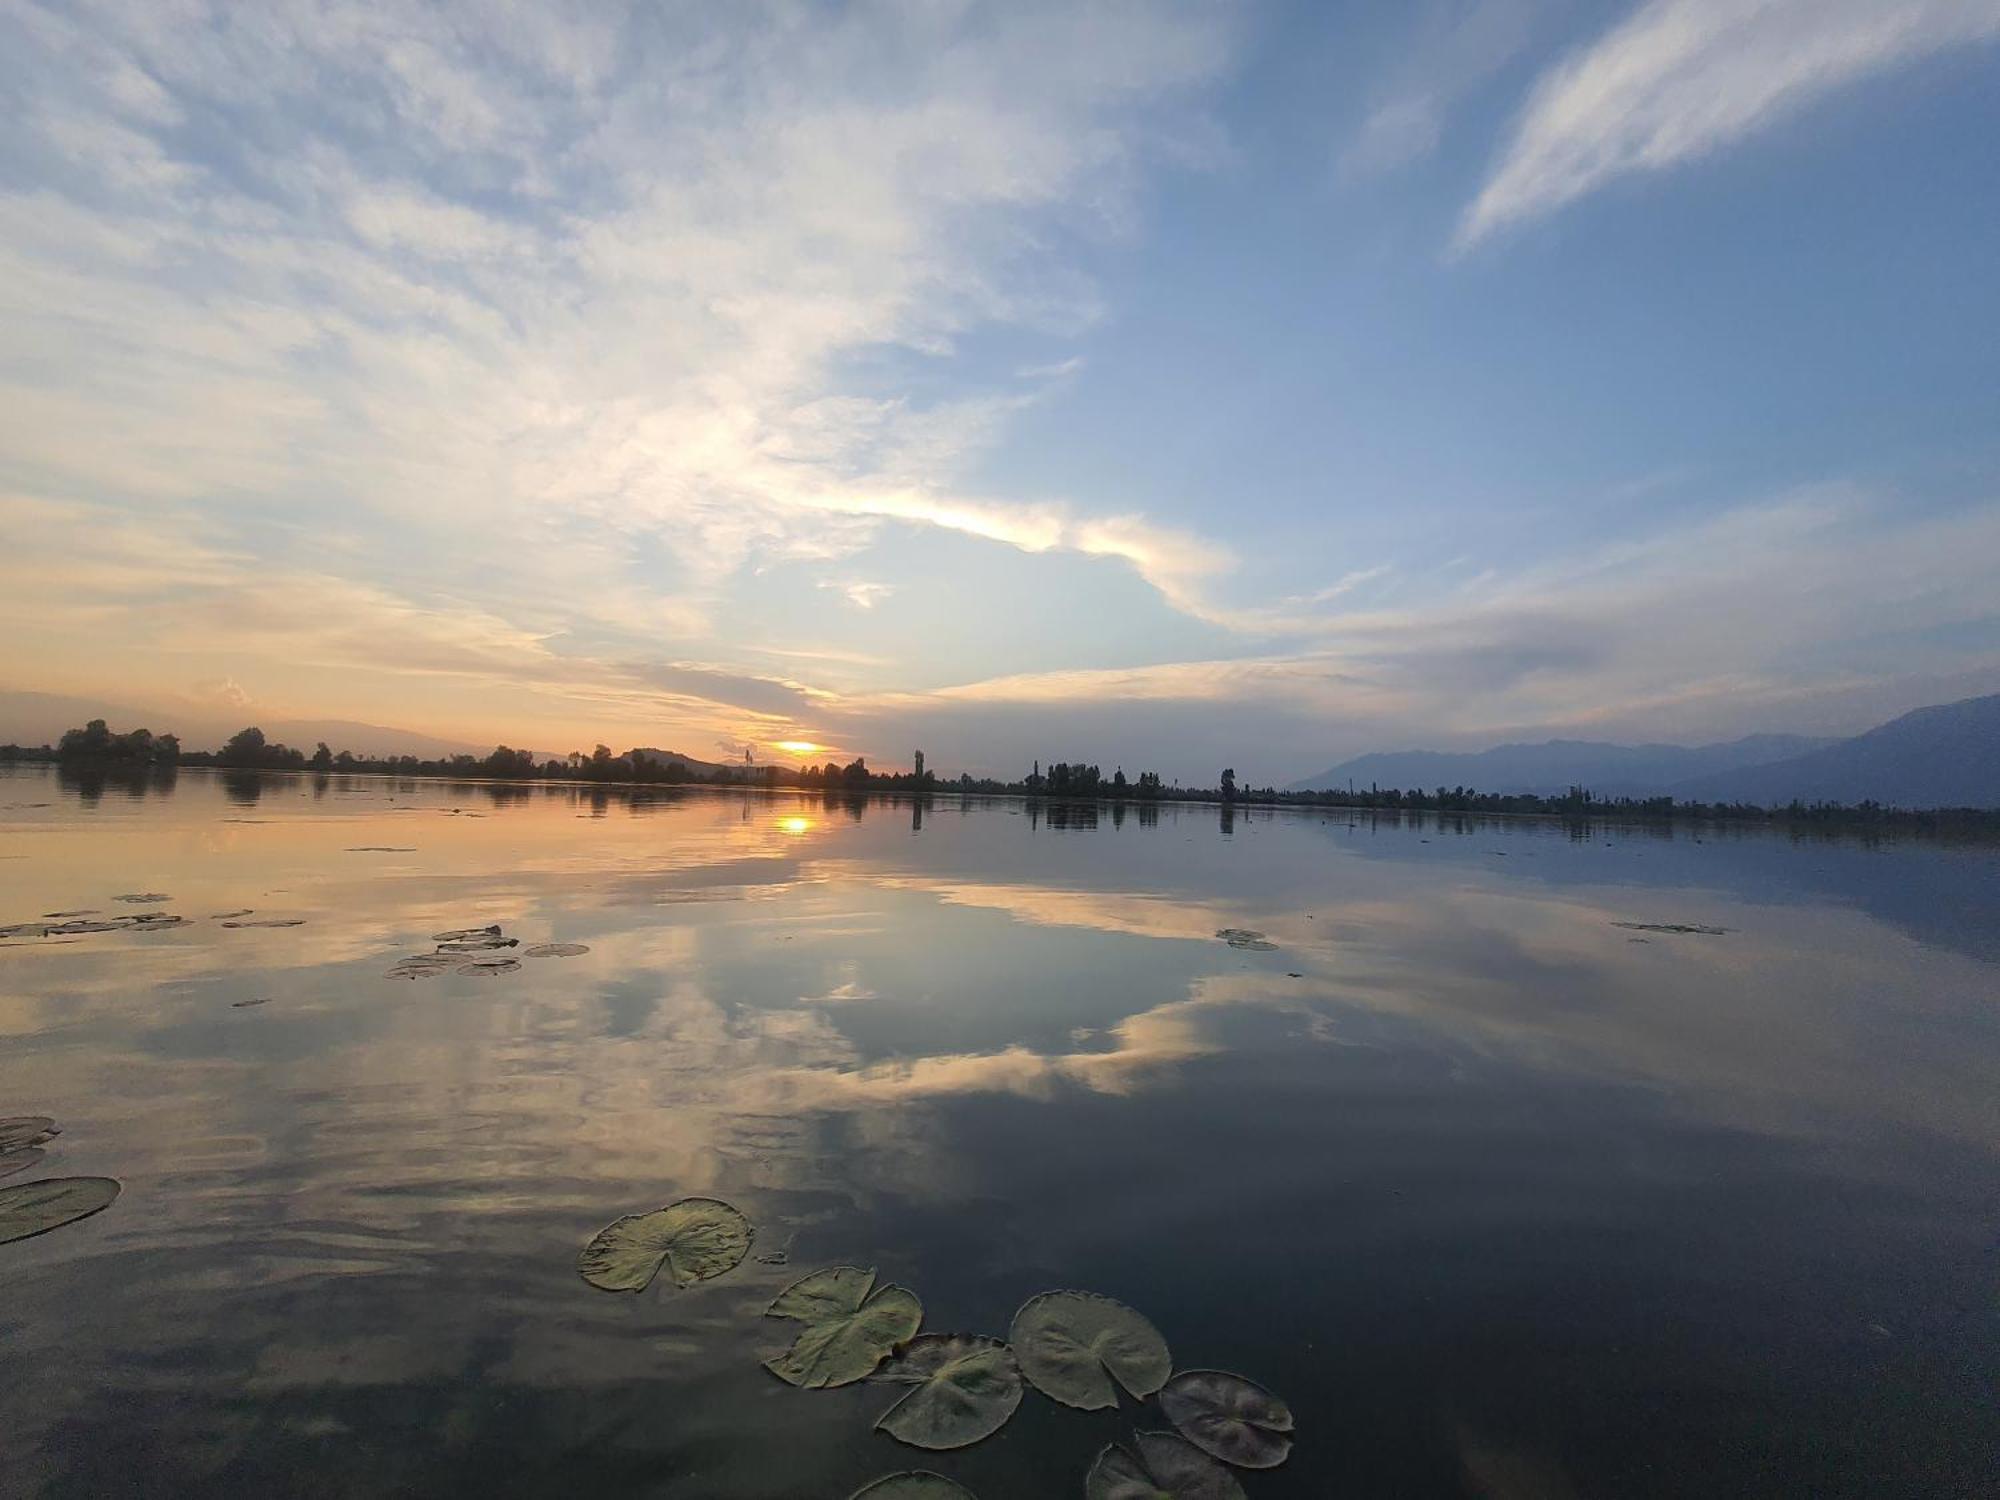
xmin=1458 ymin=0 xmax=2000 ymax=247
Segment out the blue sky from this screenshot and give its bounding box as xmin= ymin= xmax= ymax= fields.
xmin=2 ymin=0 xmax=1997 ymax=781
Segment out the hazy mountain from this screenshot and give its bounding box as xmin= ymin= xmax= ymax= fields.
xmin=0 ymin=689 xmax=494 ymax=761
xmin=631 ymin=747 xmax=732 ymax=776
xmin=1290 ymin=733 xmax=1835 ymax=798
xmin=1668 ymin=694 xmax=2000 ymax=808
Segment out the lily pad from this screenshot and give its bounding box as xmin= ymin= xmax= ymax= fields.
xmin=456 ymin=958 xmax=521 ymax=976
xmin=875 ymin=1333 xmax=1022 ymax=1450
xmin=114 ymin=893 xmax=171 ymax=904
xmin=848 ymin=1476 xmax=976 ymax=1500
xmin=525 ymin=943 xmax=589 ymax=958
xmin=1215 ymin=928 xmax=1277 ymax=951
xmin=212 ymin=909 xmax=254 ymax=919
xmin=437 ymin=937 xmax=518 ymax=952
xmin=345 ymin=846 xmax=416 ymax=852
xmin=578 ymin=1196 xmax=753 ymax=1293
xmin=1158 ymin=1370 xmax=1294 ymax=1469
xmin=221 ymin=918 xmax=307 ymax=928
xmin=1611 ymin=921 xmax=1730 ymax=936
xmin=434 ymin=925 xmax=502 ymax=942
xmin=1085 ymin=1432 xmax=1246 ymax=1500
xmin=386 ymin=955 xmax=457 ymax=979
xmin=47 ymin=920 xmax=124 ymax=934
xmin=0 ymin=923 xmax=48 ymax=938
xmin=42 ymin=910 xmax=97 ymax=917
xmin=0 ymin=1177 xmax=121 ymax=1245
xmin=765 ymin=1265 xmax=923 ymax=1388
xmin=0 ymin=1118 xmax=58 ymax=1150
xmin=0 ymin=1147 xmax=47 ymax=1180
xmin=1009 ymin=1290 xmax=1171 ymax=1410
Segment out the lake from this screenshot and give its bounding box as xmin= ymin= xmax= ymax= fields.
xmin=1 ymin=764 xmax=1996 ymax=1498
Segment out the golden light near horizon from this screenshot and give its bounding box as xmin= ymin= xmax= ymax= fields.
xmin=776 ymin=815 xmax=815 ymax=836
xmin=775 ymin=740 xmax=823 ymax=756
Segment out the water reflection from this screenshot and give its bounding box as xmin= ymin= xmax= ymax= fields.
xmin=0 ymin=765 xmax=1995 ymax=1498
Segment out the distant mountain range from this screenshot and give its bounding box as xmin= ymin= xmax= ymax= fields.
xmin=1291 ymin=694 xmax=2000 ymax=809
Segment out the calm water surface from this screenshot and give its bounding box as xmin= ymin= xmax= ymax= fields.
xmin=2 ymin=765 xmax=1996 ymax=1498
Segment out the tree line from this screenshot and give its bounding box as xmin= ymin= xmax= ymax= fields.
xmin=4 ymin=719 xmax=1995 ymax=831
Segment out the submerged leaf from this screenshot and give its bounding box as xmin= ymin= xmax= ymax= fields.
xmin=1085 ymin=1432 xmax=1246 ymax=1500
xmin=0 ymin=1177 xmax=121 ymax=1245
xmin=0 ymin=1147 xmax=48 ymax=1180
xmin=1159 ymin=1370 xmax=1294 ymax=1469
xmin=1009 ymin=1290 xmax=1171 ymax=1410
xmin=525 ymin=943 xmax=589 ymax=958
xmin=578 ymin=1197 xmax=752 ymax=1292
xmin=847 ymin=1475 xmax=976 ymax=1500
xmin=0 ymin=1117 xmax=58 ymax=1150
xmin=765 ymin=1265 xmax=923 ymax=1388
xmin=875 ymin=1334 xmax=1022 ymax=1450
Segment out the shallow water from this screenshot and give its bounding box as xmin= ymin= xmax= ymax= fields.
xmin=1 ymin=764 xmax=1996 ymax=1498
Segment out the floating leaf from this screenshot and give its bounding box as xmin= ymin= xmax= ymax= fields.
xmin=1009 ymin=1291 xmax=1170 ymax=1410
xmin=114 ymin=893 xmax=171 ymax=904
xmin=434 ymin=925 xmax=502 ymax=942
xmin=1215 ymin=928 xmax=1277 ymax=951
xmin=875 ymin=1333 xmax=1022 ymax=1450
xmin=211 ymin=909 xmax=254 ymax=919
xmin=1610 ymin=921 xmax=1730 ymax=936
xmin=45 ymin=920 xmax=121 ymax=934
xmin=231 ymin=997 xmax=273 ymax=1009
xmin=386 ymin=956 xmax=456 ymax=980
xmin=0 ymin=1117 xmax=58 ymax=1151
xmin=765 ymin=1265 xmax=923 ymax=1388
xmin=847 ymin=1475 xmax=975 ymax=1500
xmin=345 ymin=846 xmax=416 ymax=852
xmin=41 ymin=910 xmax=97 ymax=917
xmin=1085 ymin=1432 xmax=1246 ymax=1500
xmin=525 ymin=943 xmax=589 ymax=958
xmin=0 ymin=1147 xmax=47 ymax=1180
xmin=578 ymin=1197 xmax=752 ymax=1293
xmin=437 ymin=937 xmax=518 ymax=953
xmin=457 ymin=958 xmax=521 ymax=976
xmin=221 ymin=918 xmax=307 ymax=929
xmin=0 ymin=922 xmax=48 ymax=938
xmin=0 ymin=1177 xmax=121 ymax=1245
xmin=1158 ymin=1370 xmax=1294 ymax=1469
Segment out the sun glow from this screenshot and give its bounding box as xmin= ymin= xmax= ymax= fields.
xmin=776 ymin=816 xmax=815 ymax=836
xmin=775 ymin=740 xmax=822 ymax=756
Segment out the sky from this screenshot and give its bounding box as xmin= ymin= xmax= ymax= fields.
xmin=2 ymin=0 xmax=1997 ymax=783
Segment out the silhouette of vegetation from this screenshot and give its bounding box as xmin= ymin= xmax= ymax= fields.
xmin=4 ymin=721 xmax=1995 ymax=833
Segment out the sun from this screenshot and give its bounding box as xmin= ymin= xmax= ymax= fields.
xmin=775 ymin=740 xmax=822 ymax=756
xmin=776 ymin=816 xmax=815 ymax=836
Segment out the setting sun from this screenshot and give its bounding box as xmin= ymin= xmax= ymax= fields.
xmin=775 ymin=741 xmax=822 ymax=756
xmin=775 ymin=815 xmax=815 ymax=836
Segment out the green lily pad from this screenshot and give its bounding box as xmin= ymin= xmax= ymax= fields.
xmin=765 ymin=1265 xmax=923 ymax=1388
xmin=1085 ymin=1432 xmax=1246 ymax=1500
xmin=847 ymin=1475 xmax=976 ymax=1500
xmin=0 ymin=1147 xmax=48 ymax=1180
xmin=1158 ymin=1370 xmax=1294 ymax=1468
xmin=577 ymin=1197 xmax=752 ymax=1292
xmin=1009 ymin=1290 xmax=1171 ymax=1410
xmin=0 ymin=1117 xmax=58 ymax=1151
xmin=525 ymin=943 xmax=589 ymax=958
xmin=874 ymin=1333 xmax=1022 ymax=1450
xmin=0 ymin=1177 xmax=121 ymax=1245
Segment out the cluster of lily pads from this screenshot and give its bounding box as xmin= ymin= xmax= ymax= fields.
xmin=385 ymin=923 xmax=589 ymax=980
xmin=0 ymin=893 xmax=310 ymax=941
xmin=0 ymin=1116 xmax=120 ymax=1247
xmin=576 ymin=1196 xmax=1294 ymax=1498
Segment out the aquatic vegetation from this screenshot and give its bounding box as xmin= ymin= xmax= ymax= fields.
xmin=848 ymin=1475 xmax=975 ymax=1500
xmin=231 ymin=997 xmax=274 ymax=1008
xmin=113 ymin=893 xmax=171 ymax=903
xmin=1215 ymin=928 xmax=1277 ymax=952
xmin=456 ymin=958 xmax=521 ymax=976
xmin=0 ymin=1148 xmax=47 ymax=1179
xmin=0 ymin=1118 xmax=59 ymax=1150
xmin=1158 ymin=1370 xmax=1294 ymax=1468
xmin=874 ymin=1334 xmax=1022 ymax=1450
xmin=220 ymin=918 xmax=307 ymax=928
xmin=41 ymin=909 xmax=97 ymax=917
xmin=437 ymin=937 xmax=519 ymax=952
xmin=1009 ymin=1290 xmax=1171 ymax=1410
xmin=386 ymin=954 xmax=458 ymax=979
xmin=345 ymin=846 xmax=416 ymax=852
xmin=433 ymin=925 xmax=502 ymax=941
xmin=1611 ymin=921 xmax=1731 ymax=935
xmin=765 ymin=1265 xmax=923 ymax=1388
xmin=211 ymin=910 xmax=254 ymax=919
xmin=0 ymin=1177 xmax=121 ymax=1245
xmin=525 ymin=942 xmax=589 ymax=957
xmin=578 ymin=1197 xmax=752 ymax=1293
xmin=1085 ymin=1432 xmax=1246 ymax=1500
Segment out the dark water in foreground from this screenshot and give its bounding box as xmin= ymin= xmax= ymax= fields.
xmin=1 ymin=765 xmax=1996 ymax=1499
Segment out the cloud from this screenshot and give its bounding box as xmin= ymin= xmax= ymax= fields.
xmin=1342 ymin=0 xmax=1549 ymax=178
xmin=819 ymin=579 xmax=895 ymax=611
xmin=1458 ymin=0 xmax=2000 ymax=247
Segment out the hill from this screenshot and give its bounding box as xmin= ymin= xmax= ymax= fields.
xmin=1667 ymin=694 xmax=2000 ymax=808
xmin=1290 ymin=733 xmax=1833 ymax=799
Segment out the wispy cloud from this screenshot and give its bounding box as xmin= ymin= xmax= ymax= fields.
xmin=1342 ymin=0 xmax=1549 ymax=178
xmin=1458 ymin=0 xmax=2000 ymax=248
